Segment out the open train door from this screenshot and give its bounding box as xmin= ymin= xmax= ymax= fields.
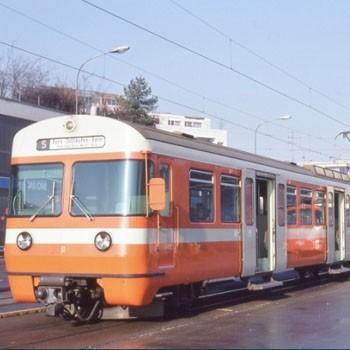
xmin=326 ymin=186 xmax=335 ymax=264
xmin=275 ymin=175 xmax=287 ymax=272
xmin=241 ymin=169 xmax=256 ymax=277
xmin=345 ymin=191 xmax=350 ymax=261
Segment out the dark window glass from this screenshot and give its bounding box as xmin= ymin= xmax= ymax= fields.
xmin=159 ymin=164 xmax=171 ymax=217
xmin=245 ymin=178 xmax=253 ymax=225
xmin=71 ymin=160 xmax=151 ymax=216
xmin=189 ymin=170 xmax=214 ymax=222
xmin=220 ymin=175 xmax=240 ymax=223
xmin=10 ymin=164 xmax=63 ymax=217
xmin=315 ymin=191 xmax=325 ymax=225
xmin=300 ymin=188 xmax=312 ymax=225
xmin=287 ymin=185 xmax=296 ymax=225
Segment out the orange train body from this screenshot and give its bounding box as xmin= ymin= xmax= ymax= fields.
xmin=4 ymin=115 xmax=350 ymax=321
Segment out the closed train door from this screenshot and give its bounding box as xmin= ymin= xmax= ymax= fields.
xmin=241 ymin=169 xmax=256 ymax=276
xmin=275 ymin=175 xmax=287 ymax=272
xmin=334 ymin=189 xmax=345 ymax=262
xmin=345 ymin=191 xmax=350 ymax=261
xmin=326 ymin=186 xmax=335 ymax=264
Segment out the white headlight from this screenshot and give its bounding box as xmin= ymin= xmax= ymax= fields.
xmin=16 ymin=232 xmax=32 ymax=251
xmin=94 ymin=232 xmax=112 ymax=252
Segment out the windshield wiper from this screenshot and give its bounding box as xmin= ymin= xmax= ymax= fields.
xmin=70 ymin=194 xmax=94 ymax=221
xmin=30 ymin=181 xmax=56 ymax=222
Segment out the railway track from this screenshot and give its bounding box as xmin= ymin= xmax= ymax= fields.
xmin=182 ymin=271 xmax=350 ymax=318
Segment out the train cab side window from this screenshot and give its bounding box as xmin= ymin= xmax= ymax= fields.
xmin=159 ymin=164 xmax=171 ymax=217
xmin=300 ymin=188 xmax=312 ymax=225
xmin=220 ymin=175 xmax=240 ymax=223
xmin=189 ymin=170 xmax=214 ymax=223
xmin=315 ymin=191 xmax=326 ymax=225
xmin=287 ymin=186 xmax=296 ymax=225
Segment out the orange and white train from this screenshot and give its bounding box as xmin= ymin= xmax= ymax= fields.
xmin=4 ymin=114 xmax=350 ymax=321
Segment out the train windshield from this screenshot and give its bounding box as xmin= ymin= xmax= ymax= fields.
xmin=70 ymin=160 xmax=149 ymax=216
xmin=9 ymin=163 xmax=63 ymax=217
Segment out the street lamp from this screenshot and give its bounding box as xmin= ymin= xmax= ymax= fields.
xmin=254 ymin=115 xmax=292 ymax=154
xmin=75 ymin=45 xmax=130 ymax=115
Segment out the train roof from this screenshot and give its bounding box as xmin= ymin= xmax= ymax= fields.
xmin=132 ymin=122 xmax=350 ymax=184
xmin=11 ymin=114 xmax=349 ymax=185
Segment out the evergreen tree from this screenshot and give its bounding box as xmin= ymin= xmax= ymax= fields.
xmin=117 ymin=76 xmax=158 ymax=125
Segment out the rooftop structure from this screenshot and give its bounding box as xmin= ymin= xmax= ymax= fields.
xmin=151 ymin=112 xmax=227 ymax=146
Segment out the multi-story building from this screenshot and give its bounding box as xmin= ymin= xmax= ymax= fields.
xmin=151 ymin=112 xmax=228 ymax=146
xmin=0 ymin=97 xmax=64 ymax=249
xmin=79 ymin=90 xmax=119 ymax=115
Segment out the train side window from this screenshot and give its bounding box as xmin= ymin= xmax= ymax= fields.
xmin=300 ymin=188 xmax=312 ymax=225
xmin=245 ymin=178 xmax=253 ymax=225
xmin=159 ymin=164 xmax=171 ymax=217
xmin=220 ymin=175 xmax=240 ymax=223
xmin=287 ymin=185 xmax=296 ymax=225
xmin=189 ymin=170 xmax=214 ymax=222
xmin=315 ymin=191 xmax=325 ymax=225
xmin=278 ymin=184 xmax=285 ymax=226
xmin=346 ymin=195 xmax=350 ymax=227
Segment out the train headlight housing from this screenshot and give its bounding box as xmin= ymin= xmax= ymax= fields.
xmin=16 ymin=232 xmax=32 ymax=251
xmin=94 ymin=231 xmax=112 ymax=252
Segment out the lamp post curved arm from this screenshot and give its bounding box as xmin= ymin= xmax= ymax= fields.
xmin=254 ymin=115 xmax=291 ymax=154
xmin=75 ymin=45 xmax=130 ymax=115
xmin=75 ymin=53 xmax=106 ymax=114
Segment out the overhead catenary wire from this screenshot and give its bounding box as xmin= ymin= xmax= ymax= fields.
xmin=0 ymin=0 xmax=347 ymax=154
xmin=169 ymin=0 xmax=350 ymax=113
xmin=81 ymin=0 xmax=350 ymax=129
xmin=0 ymin=40 xmax=333 ymax=159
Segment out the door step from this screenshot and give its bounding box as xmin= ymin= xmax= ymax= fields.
xmin=247 ymin=278 xmax=283 ymax=291
xmin=328 ymin=265 xmax=350 ymax=275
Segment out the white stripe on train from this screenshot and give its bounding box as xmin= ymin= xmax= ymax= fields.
xmin=5 ymin=228 xmax=241 ymax=245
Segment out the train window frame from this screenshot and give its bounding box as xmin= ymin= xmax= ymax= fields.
xmin=159 ymin=163 xmax=171 ymax=217
xmin=220 ymin=174 xmax=241 ymax=223
xmin=287 ymin=185 xmax=297 ymax=226
xmin=8 ymin=162 xmax=64 ymax=218
xmin=69 ymin=159 xmax=154 ymax=217
xmin=189 ymin=169 xmax=214 ymax=223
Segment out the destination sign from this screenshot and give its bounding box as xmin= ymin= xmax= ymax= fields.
xmin=37 ymin=136 xmax=105 ymax=151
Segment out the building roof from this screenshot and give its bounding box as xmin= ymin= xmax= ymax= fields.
xmin=0 ymin=96 xmax=65 ymax=122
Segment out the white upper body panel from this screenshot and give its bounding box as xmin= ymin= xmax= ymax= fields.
xmin=12 ymin=115 xmax=151 ymax=157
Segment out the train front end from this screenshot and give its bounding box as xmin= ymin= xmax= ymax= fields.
xmin=5 ymin=115 xmax=163 ymax=322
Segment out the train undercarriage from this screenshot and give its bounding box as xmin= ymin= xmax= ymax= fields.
xmin=34 ymin=262 xmax=350 ymax=323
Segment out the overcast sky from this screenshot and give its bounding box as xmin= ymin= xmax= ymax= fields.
xmin=1 ymin=0 xmax=350 ymax=162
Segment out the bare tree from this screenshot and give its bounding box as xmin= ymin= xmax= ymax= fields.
xmin=21 ymin=85 xmax=77 ymax=113
xmin=0 ymin=50 xmax=49 ymax=100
